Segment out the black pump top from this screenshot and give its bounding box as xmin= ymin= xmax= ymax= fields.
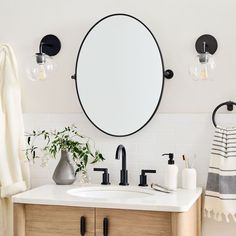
xmin=162 ymin=153 xmax=175 ymax=165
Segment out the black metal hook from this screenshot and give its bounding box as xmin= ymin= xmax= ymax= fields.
xmin=212 ymin=101 xmax=236 ymax=127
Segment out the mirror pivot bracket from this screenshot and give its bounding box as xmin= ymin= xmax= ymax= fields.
xmin=71 ymin=74 xmax=76 ymax=80
xmin=164 ymin=69 xmax=174 ymax=79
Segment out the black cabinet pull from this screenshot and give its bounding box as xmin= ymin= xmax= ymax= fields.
xmin=103 ymin=217 xmax=109 ymax=236
xmin=80 ymin=216 xmax=86 ymax=236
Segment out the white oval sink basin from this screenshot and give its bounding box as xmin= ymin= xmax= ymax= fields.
xmin=67 ymin=186 xmax=154 ymax=200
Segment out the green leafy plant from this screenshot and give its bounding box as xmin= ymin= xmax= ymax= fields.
xmin=25 ymin=125 xmax=105 ymax=175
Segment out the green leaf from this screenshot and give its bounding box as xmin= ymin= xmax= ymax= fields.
xmin=24 ymin=125 xmax=105 ymax=168
xmin=86 ymin=142 xmax=90 ymax=150
xmin=75 ymin=168 xmax=80 ymax=176
xmin=99 ymin=153 xmax=105 ymax=160
xmin=27 ymin=137 xmax=31 ymax=145
xmin=83 ymin=154 xmax=88 ymax=166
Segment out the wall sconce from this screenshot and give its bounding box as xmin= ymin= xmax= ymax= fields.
xmin=189 ymin=34 xmax=217 ymax=81
xmin=27 ymin=34 xmax=61 ymax=81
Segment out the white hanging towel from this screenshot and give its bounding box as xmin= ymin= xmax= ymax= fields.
xmin=0 ymin=44 xmax=30 ymax=236
xmin=205 ymin=126 xmax=236 ymax=222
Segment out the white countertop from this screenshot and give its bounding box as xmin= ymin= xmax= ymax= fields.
xmin=12 ymin=184 xmax=202 ymax=212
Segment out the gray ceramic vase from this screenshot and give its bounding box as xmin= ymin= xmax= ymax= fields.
xmin=52 ymin=150 xmax=76 ymax=185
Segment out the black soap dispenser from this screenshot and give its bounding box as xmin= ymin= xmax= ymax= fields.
xmin=162 ymin=153 xmax=174 ymax=164
xmin=162 ymin=153 xmax=178 ymax=190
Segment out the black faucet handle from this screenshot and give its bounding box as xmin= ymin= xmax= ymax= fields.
xmin=139 ymin=169 xmax=157 ymax=187
xmin=94 ymin=168 xmax=108 ymax=173
xmin=93 ymin=168 xmax=110 ymax=185
xmin=141 ymin=169 xmax=156 ymax=175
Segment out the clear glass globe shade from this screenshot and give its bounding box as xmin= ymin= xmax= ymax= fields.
xmin=27 ymin=54 xmax=56 ymax=81
xmin=189 ymin=52 xmax=216 ymax=81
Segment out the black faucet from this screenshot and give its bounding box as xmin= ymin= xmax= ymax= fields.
xmin=115 ymin=144 xmax=129 ymax=185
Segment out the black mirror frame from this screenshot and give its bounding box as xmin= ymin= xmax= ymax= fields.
xmin=72 ymin=13 xmax=173 ymax=137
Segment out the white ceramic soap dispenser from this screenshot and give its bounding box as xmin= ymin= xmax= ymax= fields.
xmin=162 ymin=153 xmax=178 ymax=190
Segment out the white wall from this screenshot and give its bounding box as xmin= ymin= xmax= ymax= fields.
xmin=2 ymin=0 xmax=236 ymax=113
xmin=2 ymin=0 xmax=236 ymax=235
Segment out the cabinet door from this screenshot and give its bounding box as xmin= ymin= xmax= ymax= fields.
xmin=24 ymin=204 xmax=95 ymax=236
xmin=96 ymin=208 xmax=171 ymax=236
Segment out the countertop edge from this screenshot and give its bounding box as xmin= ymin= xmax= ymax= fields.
xmin=12 ymin=185 xmax=202 ymax=213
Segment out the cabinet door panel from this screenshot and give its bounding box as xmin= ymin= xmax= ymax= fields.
xmin=171 ymin=198 xmax=202 ymax=236
xmin=96 ymin=208 xmax=171 ymax=236
xmin=25 ymin=204 xmax=95 ymax=236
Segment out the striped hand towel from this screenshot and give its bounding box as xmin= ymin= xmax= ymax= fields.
xmin=205 ymin=126 xmax=236 ymax=222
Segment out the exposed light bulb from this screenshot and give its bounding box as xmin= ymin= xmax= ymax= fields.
xmin=199 ymin=64 xmax=208 ymax=80
xmin=27 ymin=53 xmax=55 ymax=81
xmin=189 ymin=52 xmax=215 ymax=81
xmin=38 ymin=64 xmax=47 ymax=81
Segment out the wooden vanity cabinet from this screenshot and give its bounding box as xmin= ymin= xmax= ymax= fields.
xmin=14 ymin=197 xmax=201 ymax=236
xmin=96 ymin=208 xmax=171 ymax=236
xmin=14 ymin=204 xmax=95 ymax=236
xmin=96 ymin=197 xmax=201 ymax=236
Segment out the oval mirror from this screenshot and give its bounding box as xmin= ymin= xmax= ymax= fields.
xmin=74 ymin=14 xmax=166 ymax=137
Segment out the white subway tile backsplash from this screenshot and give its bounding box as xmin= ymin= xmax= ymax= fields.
xmin=23 ymin=112 xmax=216 ymax=188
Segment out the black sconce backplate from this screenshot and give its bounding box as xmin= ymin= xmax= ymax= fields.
xmin=195 ymin=34 xmax=218 ymax=55
xmin=40 ymin=34 xmax=61 ymax=56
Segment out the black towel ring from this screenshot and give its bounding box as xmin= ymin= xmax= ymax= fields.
xmin=212 ymin=101 xmax=236 ymax=127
